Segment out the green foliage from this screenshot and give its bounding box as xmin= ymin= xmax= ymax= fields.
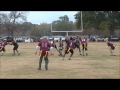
xmin=30 ymin=23 xmax=52 ymax=37
xmin=52 ymin=15 xmax=75 ymax=36
xmin=75 ymin=11 xmax=120 ymax=35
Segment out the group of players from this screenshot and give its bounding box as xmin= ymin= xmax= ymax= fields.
xmin=0 ymin=39 xmax=20 ymax=56
xmin=0 ymin=36 xmax=116 ymax=71
xmin=35 ymin=36 xmax=88 ymax=70
xmin=35 ymin=35 xmax=116 ymax=70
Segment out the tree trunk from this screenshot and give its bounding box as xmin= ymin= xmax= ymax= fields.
xmin=11 ymin=30 xmax=14 ymax=37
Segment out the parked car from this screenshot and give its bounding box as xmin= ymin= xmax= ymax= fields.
xmin=40 ymin=36 xmax=49 ymax=41
xmin=109 ymin=35 xmax=119 ymax=41
xmin=89 ymin=35 xmax=99 ymax=42
xmin=97 ymin=35 xmax=105 ymax=42
xmin=53 ymin=36 xmax=65 ymax=42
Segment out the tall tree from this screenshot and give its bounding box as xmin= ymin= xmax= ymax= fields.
xmin=59 ymin=15 xmax=69 ymax=23
xmin=1 ymin=11 xmax=27 ymax=37
xmin=75 ymin=11 xmax=120 ymax=35
xmin=52 ymin=15 xmax=74 ymax=36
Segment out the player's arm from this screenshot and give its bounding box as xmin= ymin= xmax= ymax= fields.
xmin=54 ymin=44 xmax=57 ymax=49
xmin=113 ymin=43 xmax=116 ymax=47
xmin=35 ymin=42 xmax=41 ymax=54
xmin=48 ymin=42 xmax=51 ymax=51
xmin=35 ymin=46 xmax=40 ymax=55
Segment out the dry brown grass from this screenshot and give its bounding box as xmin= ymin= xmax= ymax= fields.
xmin=0 ymin=42 xmax=120 ymax=79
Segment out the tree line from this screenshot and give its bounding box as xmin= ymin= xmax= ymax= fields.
xmin=0 ymin=11 xmax=120 ymax=38
xmin=75 ymin=11 xmax=120 ymax=36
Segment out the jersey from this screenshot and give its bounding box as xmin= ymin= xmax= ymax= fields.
xmin=11 ymin=40 xmax=18 ymax=47
xmin=80 ymin=38 xmax=87 ymax=45
xmin=69 ymin=40 xmax=75 ymax=49
xmin=38 ymin=39 xmax=51 ymax=51
xmin=75 ymin=39 xmax=80 ymax=46
xmin=107 ymin=42 xmax=115 ymax=50
xmin=107 ymin=42 xmax=113 ymax=47
xmin=1 ymin=41 xmax=6 ymax=48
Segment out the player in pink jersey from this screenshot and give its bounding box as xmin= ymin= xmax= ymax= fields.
xmin=105 ymin=38 xmax=116 ymax=56
xmin=80 ymin=36 xmax=88 ymax=56
xmin=0 ymin=39 xmax=7 ymax=56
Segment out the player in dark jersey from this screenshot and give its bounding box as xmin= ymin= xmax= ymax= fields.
xmin=80 ymin=36 xmax=88 ymax=56
xmin=74 ymin=36 xmax=82 ymax=55
xmin=9 ymin=39 xmax=20 ymax=56
xmin=35 ymin=37 xmax=51 ymax=70
xmin=62 ymin=37 xmax=75 ymax=60
xmin=105 ymin=38 xmax=116 ymax=56
xmin=58 ymin=37 xmax=64 ymax=57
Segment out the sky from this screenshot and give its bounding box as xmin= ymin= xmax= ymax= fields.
xmin=27 ymin=11 xmax=78 ymax=24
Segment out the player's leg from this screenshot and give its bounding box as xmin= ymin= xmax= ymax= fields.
xmin=13 ymin=47 xmax=16 ymax=55
xmin=60 ymin=49 xmax=63 ymax=56
xmin=58 ymin=48 xmax=61 ymax=56
xmin=111 ymin=46 xmax=115 ymax=56
xmin=62 ymin=48 xmax=69 ymax=60
xmin=1 ymin=48 xmax=3 ymax=56
xmin=44 ymin=56 xmax=49 ymax=70
xmin=69 ymin=49 xmax=74 ymax=60
xmin=49 ymin=47 xmax=52 ymax=55
xmin=112 ymin=46 xmax=116 ymax=56
xmin=51 ymin=47 xmax=54 ymax=55
xmin=80 ymin=44 xmax=82 ymax=55
xmin=82 ymin=44 xmax=84 ymax=56
xmin=78 ymin=45 xmax=82 ymax=55
xmin=16 ymin=46 xmax=20 ymax=55
xmin=1 ymin=47 xmax=5 ymax=56
xmin=38 ymin=55 xmax=43 ymax=70
xmin=85 ymin=44 xmax=88 ymax=56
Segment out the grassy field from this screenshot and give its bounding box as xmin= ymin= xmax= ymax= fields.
xmin=0 ymin=42 xmax=120 ymax=79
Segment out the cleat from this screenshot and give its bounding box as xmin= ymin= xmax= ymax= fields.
xmin=45 ymin=67 xmax=48 ymax=70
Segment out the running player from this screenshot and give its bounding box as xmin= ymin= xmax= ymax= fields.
xmin=0 ymin=39 xmax=7 ymax=55
xmin=9 ymin=39 xmax=20 ymax=56
xmin=58 ymin=37 xmax=64 ymax=57
xmin=62 ymin=37 xmax=75 ymax=60
xmin=49 ymin=38 xmax=57 ymax=55
xmin=74 ymin=36 xmax=82 ymax=55
xmin=80 ymin=36 xmax=88 ymax=56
